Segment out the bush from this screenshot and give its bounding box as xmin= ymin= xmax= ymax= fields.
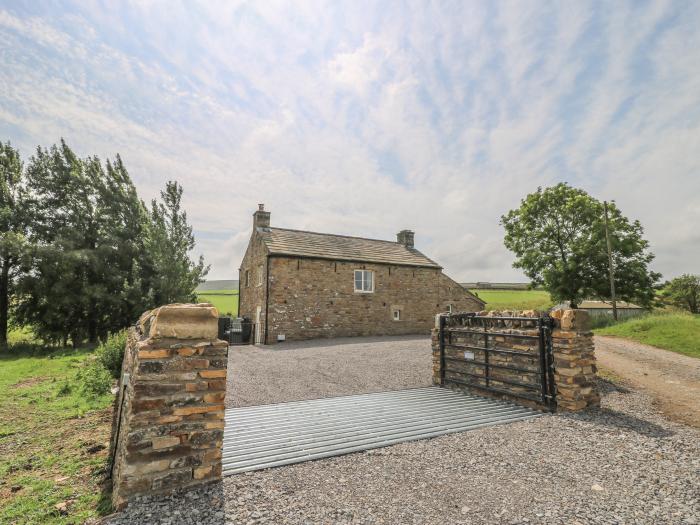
xmin=78 ymin=361 xmax=112 ymax=397
xmin=96 ymin=330 xmax=128 ymax=379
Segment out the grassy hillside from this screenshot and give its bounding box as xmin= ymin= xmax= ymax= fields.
xmin=595 ymin=313 xmax=700 ymax=358
xmin=195 ymin=289 xmax=239 ymax=316
xmin=470 ymin=289 xmax=554 ymax=312
xmin=0 ymin=347 xmax=113 ymax=523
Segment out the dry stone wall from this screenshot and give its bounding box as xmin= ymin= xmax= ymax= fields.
xmin=109 ymin=303 xmax=228 ymax=509
xmin=431 ymin=309 xmax=599 ymax=412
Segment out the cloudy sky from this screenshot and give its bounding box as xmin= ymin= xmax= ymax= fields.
xmin=1 ymin=1 xmax=699 ymax=281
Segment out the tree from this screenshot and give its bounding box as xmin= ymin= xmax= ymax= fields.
xmin=662 ymin=274 xmax=700 ymax=314
xmin=12 ymin=140 xmax=208 ymax=346
xmin=0 ymin=142 xmax=27 ymax=348
xmin=501 ymin=183 xmax=660 ymax=308
xmin=144 ymin=181 xmax=209 ymax=305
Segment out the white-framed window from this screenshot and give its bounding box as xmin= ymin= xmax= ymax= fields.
xmin=393 ymin=309 xmax=401 ymax=321
xmin=354 ymin=269 xmax=374 ymax=293
xmin=245 ymin=270 xmax=250 ymax=287
xmin=447 ymin=304 xmax=453 ymax=313
xmin=257 ymin=265 xmax=263 ymax=286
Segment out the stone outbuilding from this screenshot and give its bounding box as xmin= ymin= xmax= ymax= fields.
xmin=238 ymin=205 xmax=484 ymax=344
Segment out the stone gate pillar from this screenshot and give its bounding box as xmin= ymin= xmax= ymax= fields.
xmin=109 ymin=303 xmax=228 ymax=509
xmin=550 ymin=309 xmax=600 ymax=410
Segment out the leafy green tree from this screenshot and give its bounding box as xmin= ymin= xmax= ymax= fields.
xmin=0 ymin=142 xmax=27 ymax=348
xmin=501 ymin=183 xmax=660 ymax=308
xmin=13 ymin=140 xmax=207 ymax=346
xmin=662 ymin=274 xmax=700 ymax=314
xmin=17 ymin=141 xmax=99 ymax=344
xmin=144 ymin=181 xmax=209 ymax=305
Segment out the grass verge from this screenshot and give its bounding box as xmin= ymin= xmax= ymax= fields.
xmin=595 ymin=312 xmax=700 ymax=358
xmin=469 ymin=289 xmax=554 ymax=312
xmin=0 ymin=346 xmax=114 ymax=524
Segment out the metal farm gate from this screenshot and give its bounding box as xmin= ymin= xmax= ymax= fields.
xmin=438 ymin=313 xmax=557 ymax=410
xmin=218 ymin=317 xmax=257 ymax=345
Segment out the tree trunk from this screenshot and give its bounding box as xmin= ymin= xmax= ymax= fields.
xmin=0 ymin=257 xmax=9 ymax=349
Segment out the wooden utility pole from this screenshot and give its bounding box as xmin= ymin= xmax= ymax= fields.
xmin=603 ymin=201 xmax=618 ymax=321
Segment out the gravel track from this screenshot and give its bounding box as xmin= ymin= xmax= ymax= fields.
xmin=226 ymin=336 xmax=433 ymax=408
xmin=107 ymin=340 xmax=700 ymax=525
xmin=595 ymin=335 xmax=700 ymax=428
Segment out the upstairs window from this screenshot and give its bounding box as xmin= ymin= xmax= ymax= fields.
xmin=245 ymin=270 xmax=250 ymax=287
xmin=393 ymin=309 xmax=401 ymax=321
xmin=354 ymin=270 xmax=374 ymax=293
xmin=257 ymin=265 xmax=263 ymax=286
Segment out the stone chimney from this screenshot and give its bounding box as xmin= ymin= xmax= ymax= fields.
xmin=254 ymin=203 xmax=270 ymax=229
xmin=397 ymin=229 xmax=415 ymax=248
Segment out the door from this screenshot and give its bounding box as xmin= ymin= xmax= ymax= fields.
xmin=255 ymin=306 xmax=262 ymax=344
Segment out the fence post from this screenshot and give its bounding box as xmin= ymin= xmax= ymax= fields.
xmin=438 ymin=314 xmax=446 ymax=386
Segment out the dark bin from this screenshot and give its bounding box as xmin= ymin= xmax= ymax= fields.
xmin=228 ymin=317 xmax=253 ymax=345
xmin=218 ymin=317 xmax=232 ymax=341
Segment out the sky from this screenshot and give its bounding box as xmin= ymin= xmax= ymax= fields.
xmin=1 ymin=0 xmax=699 ymax=282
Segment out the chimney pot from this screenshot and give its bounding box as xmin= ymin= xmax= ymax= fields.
xmin=397 ymin=229 xmax=415 ymax=248
xmin=253 ymin=205 xmax=271 ymax=229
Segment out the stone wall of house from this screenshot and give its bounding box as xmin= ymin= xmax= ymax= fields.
xmin=109 ymin=304 xmax=227 ymax=509
xmin=265 ymin=257 xmax=483 ymax=342
xmin=430 ymin=309 xmax=599 ymax=412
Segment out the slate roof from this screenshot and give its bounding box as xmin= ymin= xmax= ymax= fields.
xmin=259 ymin=227 xmax=441 ymax=268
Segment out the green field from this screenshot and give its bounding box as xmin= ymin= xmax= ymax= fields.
xmin=193 ymin=288 xmax=552 ymax=316
xmin=195 ymin=289 xmax=239 ymax=316
xmin=595 ymin=312 xmax=700 ymax=358
xmin=0 ymin=346 xmax=113 ymax=524
xmin=470 ymin=289 xmax=554 ymax=312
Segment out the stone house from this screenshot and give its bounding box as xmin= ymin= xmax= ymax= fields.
xmin=238 ymin=205 xmax=484 ymax=344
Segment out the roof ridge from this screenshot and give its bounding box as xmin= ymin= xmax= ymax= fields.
xmin=269 ymin=226 xmax=402 ymax=245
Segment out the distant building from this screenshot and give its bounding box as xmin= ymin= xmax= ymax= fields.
xmin=553 ymin=300 xmax=644 ymax=319
xmin=196 ymin=280 xmax=239 ymax=292
xmin=460 ymin=282 xmax=531 ymax=290
xmin=238 ymin=205 xmax=484 ymax=344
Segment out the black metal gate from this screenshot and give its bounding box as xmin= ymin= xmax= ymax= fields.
xmin=439 ymin=313 xmax=556 ymax=410
xmin=218 ymin=317 xmax=256 ymax=345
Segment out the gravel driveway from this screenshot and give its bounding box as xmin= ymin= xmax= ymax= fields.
xmin=226 ymin=336 xmax=432 ymax=408
xmin=109 ymin=375 xmax=700 ymax=524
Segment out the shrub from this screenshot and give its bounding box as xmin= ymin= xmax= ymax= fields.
xmin=96 ymin=330 xmax=128 ymax=379
xmin=78 ymin=361 xmax=112 ymax=397
xmin=56 ymin=381 xmax=73 ymax=397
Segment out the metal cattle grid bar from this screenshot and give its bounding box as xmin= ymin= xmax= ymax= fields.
xmin=222 ymin=387 xmax=541 ymax=475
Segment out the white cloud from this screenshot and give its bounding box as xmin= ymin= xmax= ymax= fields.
xmin=1 ymin=1 xmax=699 ymax=282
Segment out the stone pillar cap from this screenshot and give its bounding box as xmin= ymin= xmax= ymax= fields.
xmin=140 ymin=303 xmax=219 ymax=340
